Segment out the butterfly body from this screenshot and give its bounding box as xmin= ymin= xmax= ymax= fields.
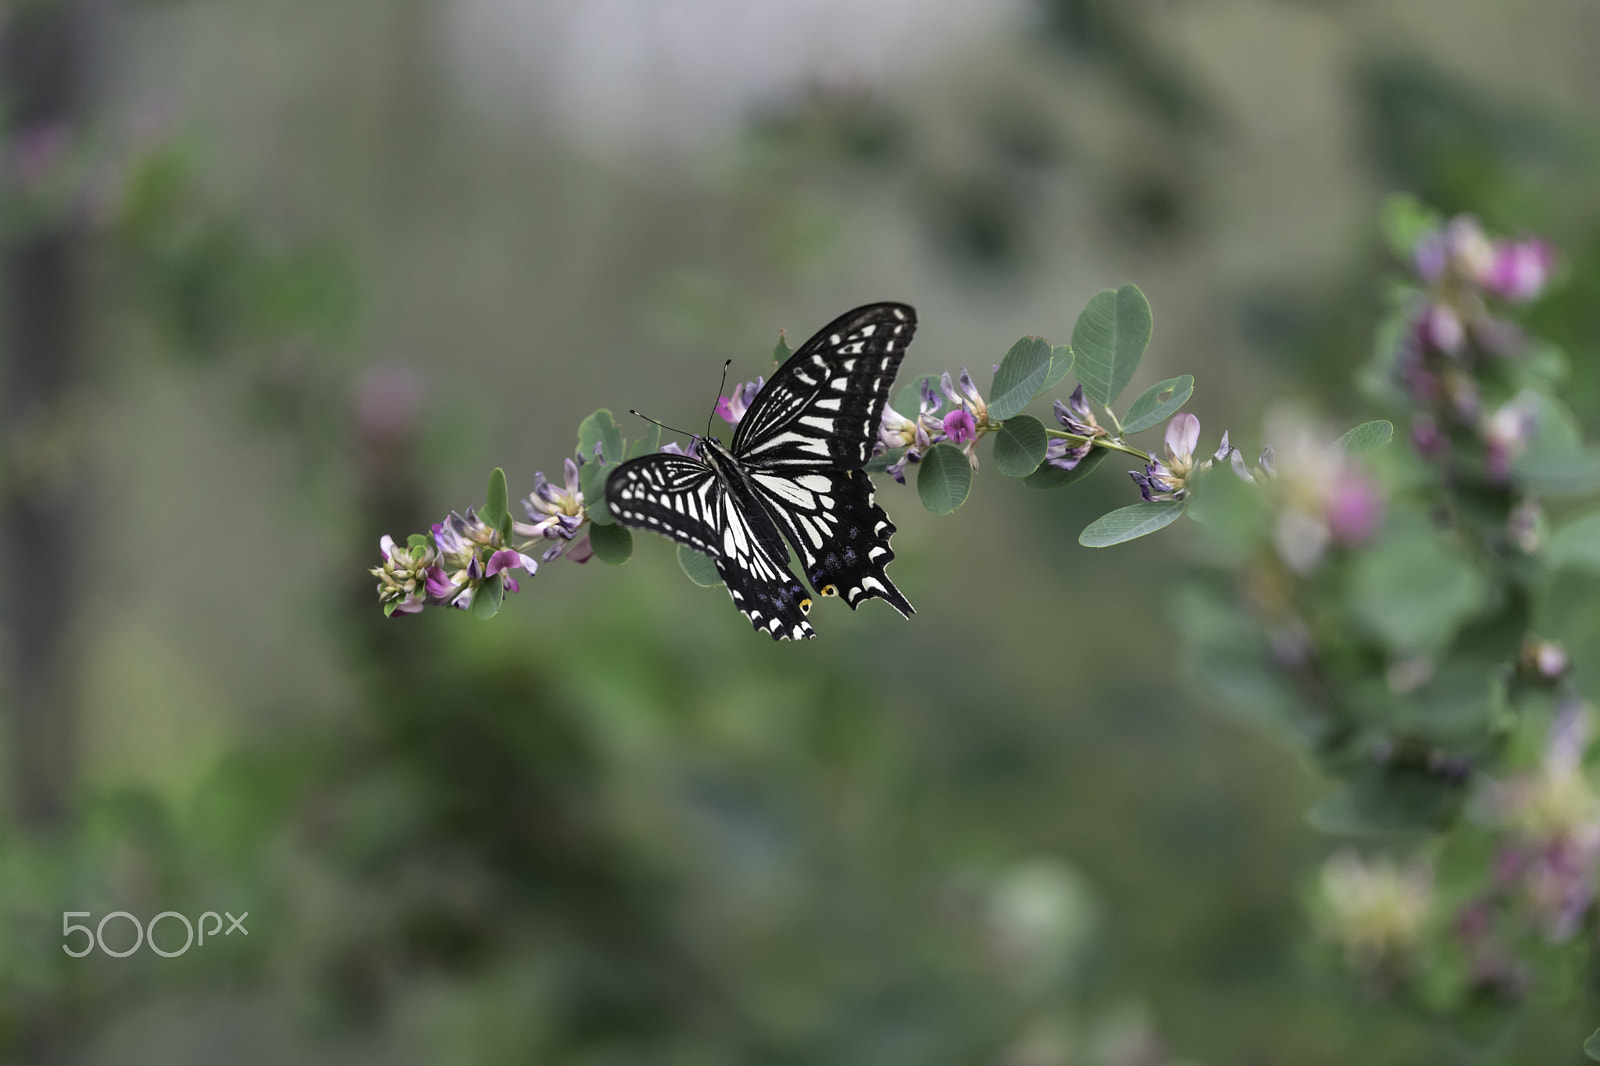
xmin=605 ymin=302 xmax=917 ymax=641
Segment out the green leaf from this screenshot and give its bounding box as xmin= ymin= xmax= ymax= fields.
xmin=589 ymin=521 xmax=633 ymax=565
xmin=1549 ymin=508 xmax=1600 ymax=571
xmin=1347 ymin=527 xmax=1488 ymax=653
xmin=1305 ymin=766 xmax=1464 ymax=837
xmin=1079 ymin=500 xmax=1183 ymax=546
xmin=992 ymin=415 xmax=1048 ymax=477
xmin=482 ymin=468 xmax=509 ymax=530
xmin=577 ymin=409 xmax=625 ymax=464
xmin=1025 ymin=446 xmax=1106 ymax=490
xmin=1041 ymin=344 xmax=1073 ymax=392
xmin=1379 ymin=193 xmax=1442 ymax=260
xmin=1514 ymin=393 xmax=1600 ymax=497
xmin=894 ymin=376 xmax=937 ymax=421
xmin=628 ymin=421 xmax=662 ymax=459
xmin=917 ymin=442 xmax=972 ymax=515
xmin=988 ymin=336 xmax=1054 ymax=421
xmin=578 ymin=461 xmax=615 ymax=525
xmin=1121 ymin=375 xmax=1194 ymax=434
xmin=406 ymin=532 xmax=431 ymax=551
xmin=1071 ymin=284 xmax=1152 ymax=407
xmin=773 ymin=331 xmax=792 ymax=365
xmin=1584 ymin=1029 xmax=1600 ymax=1061
xmin=1335 ymin=419 xmax=1394 ymax=455
xmin=470 ymin=575 xmax=504 ymax=620
xmin=677 ymin=543 xmax=723 ymax=587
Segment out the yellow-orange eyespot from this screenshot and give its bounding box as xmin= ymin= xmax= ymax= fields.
xmin=820 ymin=584 xmax=838 ymax=597
xmin=800 ymin=598 xmax=813 ymax=614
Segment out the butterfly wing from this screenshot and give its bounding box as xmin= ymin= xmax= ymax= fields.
xmin=605 ymin=453 xmax=815 ymax=641
xmin=732 ymin=302 xmax=917 ymax=616
xmin=746 ymin=467 xmax=914 ymax=617
xmin=732 ymin=302 xmax=915 ymax=471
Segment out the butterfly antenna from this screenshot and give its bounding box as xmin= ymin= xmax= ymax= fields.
xmin=628 ymin=409 xmax=696 ymax=440
xmin=708 ymin=358 xmax=732 ymax=438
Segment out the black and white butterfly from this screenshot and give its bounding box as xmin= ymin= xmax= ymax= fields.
xmin=605 ymin=302 xmax=917 ymax=641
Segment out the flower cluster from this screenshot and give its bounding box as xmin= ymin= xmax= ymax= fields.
xmin=873 ymin=368 xmax=995 ymax=482
xmin=877 ymin=377 xmax=944 ymax=482
xmin=1398 ymin=214 xmax=1558 ymax=483
xmin=1236 ymin=415 xmax=1387 ymax=574
xmin=1485 ymin=704 xmax=1600 ymax=944
xmin=1128 ymin=412 xmax=1232 ymax=502
xmin=1045 ymin=385 xmax=1105 ymax=470
xmin=372 ymin=455 xmax=599 ymax=615
xmin=1316 ymin=849 xmax=1435 ymax=981
xmin=371 ymin=509 xmax=539 ymax=615
xmin=516 ymin=457 xmax=589 ymax=561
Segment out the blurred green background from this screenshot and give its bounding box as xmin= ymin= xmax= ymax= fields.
xmin=4 ymin=0 xmax=1600 ymax=1062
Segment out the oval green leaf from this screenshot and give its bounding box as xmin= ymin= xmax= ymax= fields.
xmin=917 ymin=441 xmax=972 ymax=515
xmin=1305 ymin=767 xmax=1464 ymax=837
xmin=988 ymin=336 xmax=1053 ymax=421
xmin=628 ymin=421 xmax=662 ymax=459
xmin=1078 ymin=499 xmax=1183 ymax=547
xmin=1549 ymin=507 xmax=1600 ymax=571
xmin=482 ymin=468 xmax=509 ymax=530
xmin=1025 ymin=445 xmax=1107 ymax=490
xmin=1071 ymin=284 xmax=1152 ymax=407
xmin=677 ymin=543 xmax=723 ymax=587
xmin=470 ymin=574 xmax=504 ymax=620
xmin=577 ymin=408 xmax=624 ymax=463
xmin=1041 ymin=344 xmax=1073 ymax=391
xmin=579 ymin=460 xmax=615 ymax=525
xmin=1121 ymin=375 xmax=1194 ymax=435
xmin=589 ymin=521 xmax=633 ymax=565
xmin=1584 ymin=1029 xmax=1600 ymax=1061
xmin=1334 ymin=419 xmax=1394 ymax=455
xmin=992 ymin=415 xmax=1048 ymax=477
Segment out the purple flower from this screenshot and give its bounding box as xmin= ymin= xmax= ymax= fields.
xmin=1482 ymin=391 xmax=1540 ymax=481
xmin=1045 ymin=438 xmax=1092 ymax=471
xmin=1130 ymin=412 xmax=1224 ymax=502
xmin=1418 ymin=303 xmax=1464 ymax=356
xmin=941 ymin=367 xmax=990 ymax=424
xmin=1052 ymin=385 xmax=1102 ymax=439
xmin=485 ymin=548 xmax=539 ymax=593
xmin=880 ymin=379 xmax=945 ymax=483
xmin=943 ymin=409 xmax=976 ymax=444
xmin=1483 ymin=239 xmax=1555 ymax=303
xmin=661 ymin=439 xmax=702 ymax=459
xmin=715 ymin=375 xmax=765 ymax=426
xmin=1489 ymin=703 xmax=1600 ymax=943
xmin=1324 ymin=470 xmax=1385 ymax=545
xmin=427 ymin=505 xmax=542 ymax=608
xmin=517 ymin=458 xmax=586 ymax=543
xmin=934 ymin=368 xmax=989 ymax=469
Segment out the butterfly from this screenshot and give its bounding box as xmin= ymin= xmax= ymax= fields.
xmin=604 ymin=302 xmax=918 ymax=641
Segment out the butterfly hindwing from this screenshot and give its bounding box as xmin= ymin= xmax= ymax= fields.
xmin=748 ymin=467 xmax=913 ymax=617
xmin=605 ymin=452 xmax=815 ymax=641
xmin=733 ymin=303 xmax=915 ymax=471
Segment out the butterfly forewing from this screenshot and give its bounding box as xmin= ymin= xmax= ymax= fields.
xmin=733 ymin=303 xmax=915 ymax=471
